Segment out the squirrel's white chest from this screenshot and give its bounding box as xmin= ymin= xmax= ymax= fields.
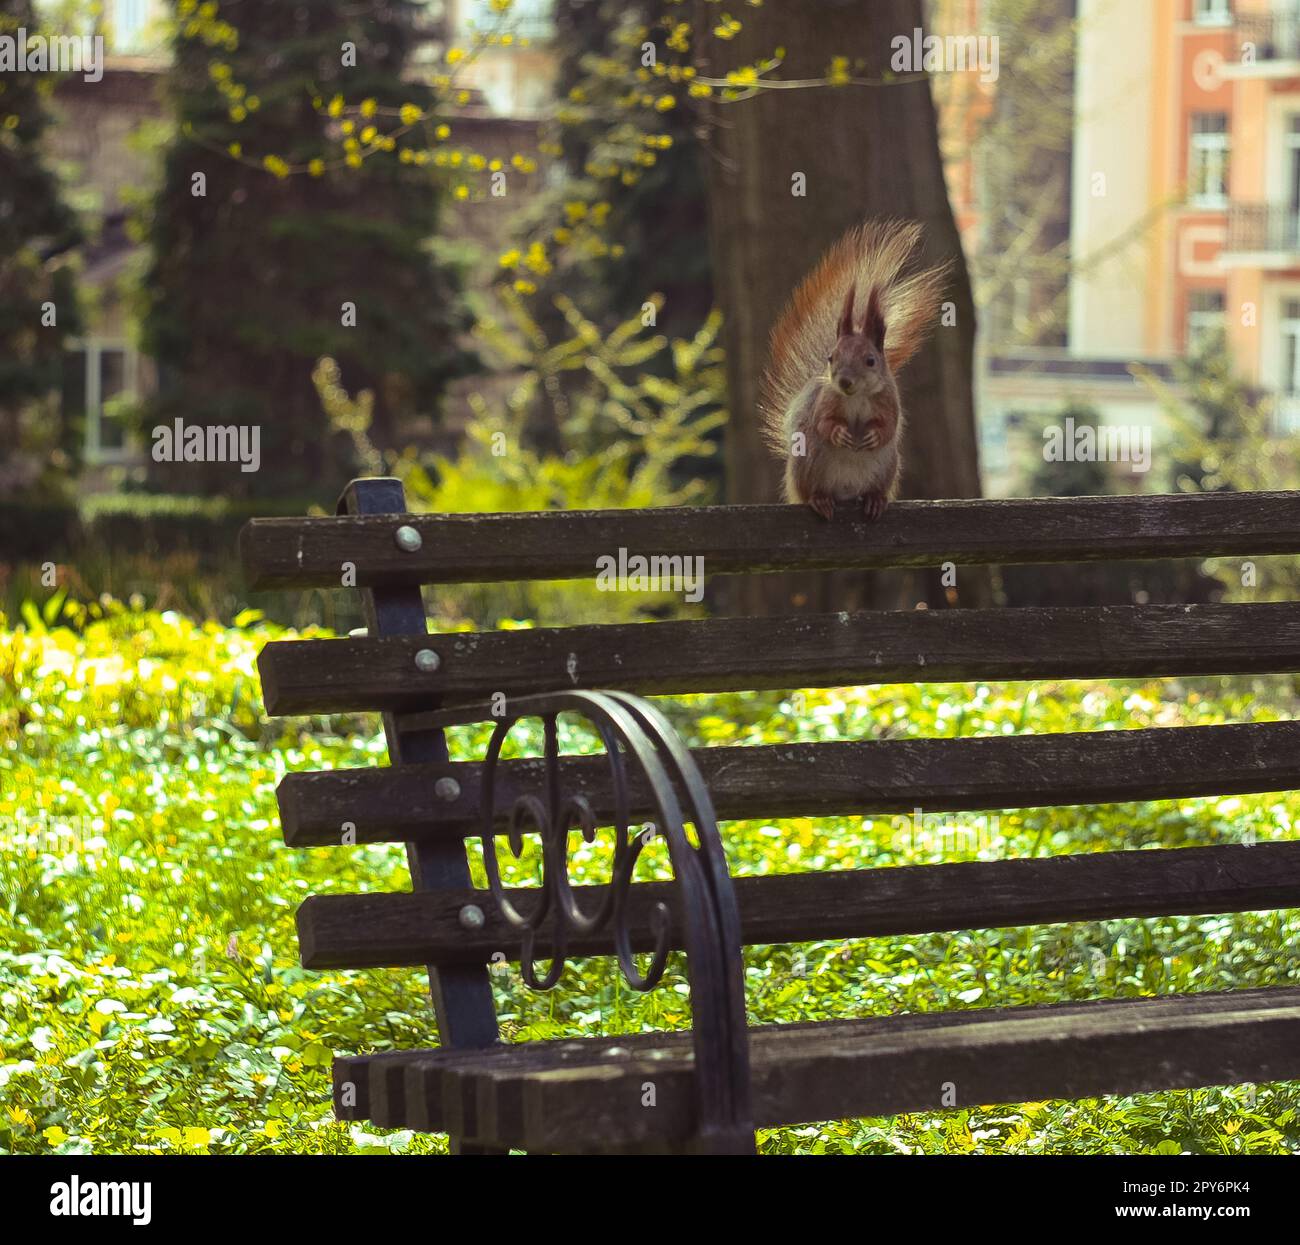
xmin=818 ymin=444 xmax=896 ymax=497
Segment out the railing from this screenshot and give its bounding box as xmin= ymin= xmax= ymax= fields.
xmin=1236 ymin=10 xmax=1300 ymax=63
xmin=1225 ymin=202 xmax=1300 ymax=255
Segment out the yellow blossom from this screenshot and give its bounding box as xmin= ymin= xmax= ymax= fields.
xmin=360 ymin=98 xmax=378 ymax=119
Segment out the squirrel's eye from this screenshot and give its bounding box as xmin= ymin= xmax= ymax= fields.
xmin=865 ymin=354 xmax=877 ymax=368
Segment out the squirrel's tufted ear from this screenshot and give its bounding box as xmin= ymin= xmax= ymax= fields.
xmin=836 ymin=284 xmax=856 ymax=339
xmin=862 ymin=285 xmax=887 ymax=348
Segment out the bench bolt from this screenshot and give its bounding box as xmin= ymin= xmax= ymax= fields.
xmin=458 ymin=904 xmax=486 ymax=930
xmin=414 ymin=648 xmax=441 ymax=673
xmin=394 ymin=524 xmax=423 ymax=552
xmin=435 ymin=776 xmax=461 ymax=802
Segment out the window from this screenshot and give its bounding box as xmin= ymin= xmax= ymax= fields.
xmin=1185 ymin=289 xmax=1225 ymax=353
xmin=1192 ymin=0 xmax=1232 ymax=26
xmin=457 ymin=0 xmax=553 ymax=40
xmin=111 ymin=0 xmax=153 ymax=52
xmin=1189 ymin=114 xmax=1230 ymax=207
xmin=1279 ymin=299 xmax=1300 ymax=432
xmin=64 ymin=340 xmax=139 ymax=463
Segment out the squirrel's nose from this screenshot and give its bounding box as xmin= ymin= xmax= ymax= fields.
xmin=838 ymin=378 xmax=854 ymax=394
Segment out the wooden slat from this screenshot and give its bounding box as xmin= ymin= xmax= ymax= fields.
xmin=277 ymin=721 xmax=1300 ymax=846
xmin=335 ymin=987 xmax=1300 ymax=1148
xmin=257 ymin=602 xmax=1300 ymax=715
xmin=514 ymin=988 xmax=1300 ymax=1150
xmin=239 ymin=489 xmax=1300 ymax=589
xmin=296 ymin=840 xmax=1300 ymax=969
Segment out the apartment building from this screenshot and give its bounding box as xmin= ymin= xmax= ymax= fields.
xmin=981 ymin=0 xmax=1300 ymax=493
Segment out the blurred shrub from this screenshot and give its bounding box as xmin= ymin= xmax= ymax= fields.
xmin=317 ymin=292 xmax=727 ymax=626
xmin=1139 ymin=333 xmax=1300 ymax=601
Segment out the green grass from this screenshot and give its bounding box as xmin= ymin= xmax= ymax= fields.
xmin=2 ymin=598 xmax=1299 ymax=1154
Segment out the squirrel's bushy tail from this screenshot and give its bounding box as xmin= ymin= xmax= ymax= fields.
xmin=760 ymin=218 xmax=949 ymax=453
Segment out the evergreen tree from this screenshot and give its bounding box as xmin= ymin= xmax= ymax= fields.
xmin=0 ymin=0 xmax=83 ymax=492
xmin=141 ymin=0 xmax=475 ymax=497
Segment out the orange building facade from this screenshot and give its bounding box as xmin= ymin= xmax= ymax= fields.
xmin=1074 ymin=0 xmax=1300 ymax=424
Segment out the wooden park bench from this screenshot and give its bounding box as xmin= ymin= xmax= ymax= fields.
xmin=239 ymin=478 xmax=1300 ymax=1154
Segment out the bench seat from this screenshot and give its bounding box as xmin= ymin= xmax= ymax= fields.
xmin=336 ymin=986 xmax=1300 ymax=1152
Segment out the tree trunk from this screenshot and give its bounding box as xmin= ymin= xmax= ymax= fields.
xmin=693 ymin=0 xmax=986 ymax=613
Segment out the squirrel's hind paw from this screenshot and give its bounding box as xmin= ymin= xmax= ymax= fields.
xmin=807 ymin=492 xmax=836 ymax=521
xmin=861 ymin=490 xmax=889 ymax=521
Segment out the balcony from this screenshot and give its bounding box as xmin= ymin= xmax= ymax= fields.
xmin=1222 ymin=203 xmax=1300 ymax=267
xmin=1221 ymin=10 xmax=1300 ymax=79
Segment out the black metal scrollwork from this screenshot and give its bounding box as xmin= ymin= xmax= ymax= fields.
xmin=424 ymin=689 xmax=753 ymax=1154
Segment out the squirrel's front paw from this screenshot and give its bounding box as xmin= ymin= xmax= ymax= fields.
xmin=857 ymin=425 xmax=883 ymax=451
xmin=816 ymin=417 xmax=854 ymax=450
xmin=861 ymin=490 xmax=889 ymax=521
xmin=807 ymin=492 xmax=836 ymax=521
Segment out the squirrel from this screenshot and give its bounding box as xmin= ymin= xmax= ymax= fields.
xmin=760 ymin=219 xmax=949 ymax=520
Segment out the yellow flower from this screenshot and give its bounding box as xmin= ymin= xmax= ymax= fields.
xmin=263 ymin=1120 xmax=282 ymax=1139
xmin=399 ymin=103 xmax=422 ymax=126
xmin=308 ymin=158 xmax=326 ymax=177
xmin=346 ymin=153 xmax=363 ymax=168
xmin=227 ymin=142 xmax=242 ymax=158
xmin=262 ymin=155 xmax=291 ymax=179
xmin=454 ymin=184 xmax=470 ymax=199
xmin=360 ymin=98 xmax=378 ymax=118
xmin=446 ymin=47 xmax=466 ymax=65
xmin=499 ymin=249 xmax=521 ymax=268
xmin=523 ymin=241 xmax=551 ymax=275
xmin=43 ymin=1126 xmax=68 ymax=1145
xmin=327 ymin=95 xmax=344 ymax=118
xmin=360 ymin=125 xmax=378 ymax=144
xmin=341 ymin=119 xmax=355 ymax=135
xmin=513 ymin=278 xmax=537 ymax=295
xmin=183 ymin=1127 xmax=211 ymax=1148
xmin=654 ymin=94 xmax=676 ymax=111
xmin=435 ymin=124 xmax=451 ymax=140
